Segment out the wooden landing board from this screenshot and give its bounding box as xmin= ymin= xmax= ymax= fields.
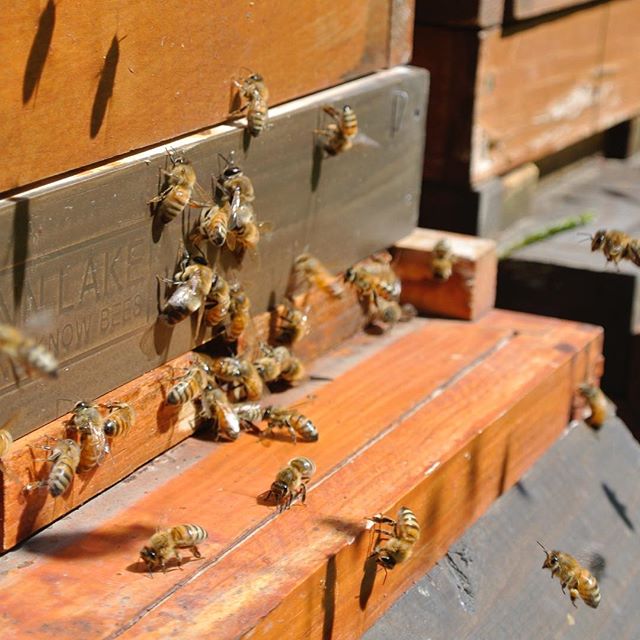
xmin=0 ymin=311 xmax=602 ymax=638
xmin=392 ymin=229 xmax=497 ymax=320
xmin=1 ymin=0 xmax=416 ymax=193
xmin=0 ymin=66 xmax=428 ymax=439
xmin=365 ymin=414 xmax=640 ymax=639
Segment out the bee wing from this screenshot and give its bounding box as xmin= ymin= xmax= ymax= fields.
xmin=227 ymin=188 xmax=243 ymax=231
xmin=352 ymin=132 xmax=380 ymax=149
xmin=23 ymin=309 xmax=55 ymax=334
xmin=215 ymin=400 xmax=241 ymax=437
xmin=168 ymin=281 xmax=202 ymax=310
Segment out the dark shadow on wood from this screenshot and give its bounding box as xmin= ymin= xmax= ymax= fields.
xmin=322 ymin=555 xmax=337 ymax=640
xmin=498 ymin=439 xmax=511 ymax=496
xmin=601 ymin=482 xmax=634 ymax=531
xmin=310 ymin=142 xmax=324 ymax=192
xmin=22 ymin=0 xmax=56 ymax=104
xmin=242 ymin=128 xmax=252 ymax=153
xmin=10 ymin=197 xmax=30 ymax=311
xmin=359 ymin=554 xmax=378 ymax=611
xmin=318 ymin=516 xmax=365 ymax=539
xmin=90 ymin=34 xmax=125 ymax=138
xmin=126 ymin=553 xmax=204 ymax=574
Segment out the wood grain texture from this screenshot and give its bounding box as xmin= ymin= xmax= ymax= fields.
xmin=0 ymin=66 xmax=428 ymax=439
xmin=0 ymin=311 xmax=602 ymax=638
xmin=392 ymin=229 xmax=497 ymax=320
xmin=0 ymin=0 xmax=419 ymax=193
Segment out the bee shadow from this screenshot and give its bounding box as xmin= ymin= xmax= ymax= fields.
xmin=90 ymin=33 xmax=124 ymax=138
xmin=318 ymin=516 xmax=365 ymax=539
xmin=601 ymin=482 xmax=634 ymax=531
xmin=125 ymin=553 xmax=204 ymax=575
xmin=22 ymin=0 xmax=56 ymax=104
xmin=256 ymin=489 xmax=278 ymax=508
xmin=359 ymin=554 xmax=378 ymax=611
xmin=310 ymin=141 xmax=324 ymax=192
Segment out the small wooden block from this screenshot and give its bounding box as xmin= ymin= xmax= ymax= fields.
xmin=392 ymin=229 xmax=497 ymax=320
xmin=0 ymin=311 xmax=603 ymax=639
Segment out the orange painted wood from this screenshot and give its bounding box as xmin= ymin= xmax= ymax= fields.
xmin=0 ymin=312 xmax=602 ymax=638
xmin=508 ymin=0 xmax=596 ymax=20
xmin=0 ymin=0 xmax=415 ymax=193
xmin=392 ymin=228 xmax=497 ymax=320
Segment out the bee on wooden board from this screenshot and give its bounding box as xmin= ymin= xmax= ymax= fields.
xmin=0 ymin=413 xmax=22 ymax=483
xmin=102 ymin=401 xmax=136 ymax=438
xmin=0 ymin=322 xmax=58 ymax=379
xmin=367 ymin=506 xmax=421 ymax=572
xmin=292 ymin=253 xmax=344 ymax=299
xmin=207 ymin=355 xmax=263 ymax=401
xmin=148 ymin=150 xmax=205 ymax=225
xmin=24 ymin=438 xmax=81 ymax=497
xmin=538 ymin=541 xmax=601 ymax=609
xmin=432 ymin=238 xmax=456 ymax=282
xmin=315 ymin=104 xmax=358 ymax=156
xmin=369 ymin=298 xmax=416 ymax=328
xmin=233 ymin=402 xmax=264 ymax=429
xmin=275 ymin=298 xmax=310 ymax=345
xmin=265 ymin=456 xmax=316 ymax=512
xmin=197 ymin=384 xmax=241 ymax=441
xmin=158 ymin=249 xmax=214 ymax=327
xmin=204 ymin=272 xmax=232 ymax=328
xmin=577 ymin=383 xmax=609 ymax=429
xmin=262 ymin=406 xmax=318 ymax=443
xmin=230 ymin=72 xmax=269 ymax=137
xmin=140 ymin=524 xmax=208 ymax=573
xmin=68 ymin=401 xmax=109 ymax=472
xmin=166 ymin=355 xmax=213 ymax=405
xmin=224 ymin=282 xmax=252 ymax=343
xmin=253 ymin=343 xmax=287 ymax=383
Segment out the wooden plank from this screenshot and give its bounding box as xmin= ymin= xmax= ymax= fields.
xmin=389 ymin=0 xmax=416 ymax=65
xmin=0 ymin=66 xmax=428 ymax=440
xmin=0 ymin=312 xmax=601 ymax=638
xmin=506 ymin=0 xmax=597 ymax=20
xmin=392 ymin=229 xmax=497 ymax=320
xmin=0 ymin=0 xmax=417 ymax=193
xmin=366 ymin=415 xmax=640 ymax=639
xmin=414 ymin=0 xmax=504 ymax=26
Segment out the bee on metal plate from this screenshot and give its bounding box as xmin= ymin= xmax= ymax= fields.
xmin=224 ymin=282 xmax=251 ymax=343
xmin=140 ymin=524 xmax=208 ymax=573
xmin=217 ymin=151 xmax=255 ymax=204
xmin=368 ymin=506 xmax=420 ymax=571
xmin=265 ymin=456 xmax=316 ymax=512
xmin=230 ymin=72 xmax=269 ymax=137
xmin=315 ymin=104 xmax=358 ymax=156
xmin=192 ymin=200 xmax=230 ymax=248
xmin=204 ymin=272 xmax=232 ymax=328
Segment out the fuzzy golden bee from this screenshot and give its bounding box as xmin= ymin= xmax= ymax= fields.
xmin=159 ymin=251 xmax=214 ymax=326
xmin=102 ymin=401 xmax=136 ymax=438
xmin=69 ymin=401 xmax=109 ymax=472
xmin=140 ymin=524 xmax=208 ymax=573
xmin=315 ymin=105 xmax=358 ymax=156
xmin=538 ymin=542 xmax=601 ymax=609
xmin=204 ymin=273 xmax=232 ymax=328
xmin=577 ymin=383 xmax=609 ymax=429
xmin=198 ymin=385 xmax=241 ymax=441
xmin=226 ymin=188 xmax=265 ymax=253
xmin=589 ymin=229 xmax=632 ymax=266
xmin=369 ymin=299 xmax=416 ymax=327
xmin=0 ymin=322 xmax=58 ymax=379
xmin=262 ymin=406 xmax=318 ymax=443
xmin=208 ymin=356 xmax=263 ymax=401
xmin=166 ymin=356 xmax=212 ymax=406
xmin=265 ymin=456 xmax=316 ymax=512
xmin=149 ymin=151 xmax=200 ymax=224
xmin=276 ymin=299 xmax=310 ymax=345
xmin=253 ymin=343 xmax=287 ymax=383
xmin=293 ymin=253 xmax=344 ymax=299
xmin=218 ymin=152 xmax=255 ymax=203
xmin=231 ymin=72 xmax=269 ymax=137
xmin=25 ymin=438 xmax=81 ymax=497
xmin=432 ymin=239 xmax=456 ymax=282
xmin=224 ymin=282 xmax=251 ymax=343
xmin=368 ymin=506 xmax=420 ymax=571
xmin=192 ymin=201 xmax=230 ymax=248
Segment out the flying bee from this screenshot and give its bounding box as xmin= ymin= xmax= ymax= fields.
xmin=148 ymin=150 xmax=201 ymax=224
xmin=192 ymin=201 xmax=230 ymax=248
xmin=197 ymin=385 xmax=241 ymax=441
xmin=159 ymin=250 xmax=214 ymax=326
xmin=140 ymin=524 xmax=208 ymax=573
xmin=231 ymin=72 xmax=269 ymax=137
xmin=69 ymin=401 xmax=109 ymax=472
xmin=204 ymin=273 xmax=232 ymax=328
xmin=589 ymin=229 xmax=632 ymax=266
xmin=577 ymin=383 xmax=609 ymax=429
xmin=0 ymin=323 xmax=58 ymax=379
xmin=432 ymin=239 xmax=456 ymax=282
xmin=25 ymin=438 xmax=81 ymax=497
xmin=368 ymin=506 xmax=420 ymax=571
xmin=166 ymin=356 xmax=212 ymax=405
xmin=102 ymin=401 xmax=136 ymax=438
xmin=626 ymin=237 xmax=640 ymax=267
xmin=292 ymin=253 xmax=344 ymax=299
xmin=265 ymin=456 xmax=316 ymax=512
xmin=224 ymin=282 xmax=251 ymax=342
xmin=315 ymin=105 xmax=358 ymax=156
xmin=275 ymin=298 xmax=310 ymax=345
xmin=538 ymin=542 xmax=601 ymax=608
xmin=262 ymin=406 xmax=318 ymax=443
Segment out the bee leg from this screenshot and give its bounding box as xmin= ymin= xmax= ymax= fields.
xmin=569 ymin=589 xmax=579 ymax=607
xmin=191 ymin=545 xmax=202 ymax=559
xmin=287 ymin=425 xmax=297 ymax=443
xmin=299 ymin=483 xmax=307 ymax=505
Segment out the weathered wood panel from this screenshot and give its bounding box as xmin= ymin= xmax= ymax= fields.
xmin=0 ymin=66 xmax=428 ymax=439
xmin=0 ymin=0 xmax=419 ymax=193
xmin=393 ymin=229 xmax=497 ymax=320
xmin=0 ymin=311 xmax=602 ymax=638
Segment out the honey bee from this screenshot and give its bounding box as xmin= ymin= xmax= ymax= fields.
xmin=226 ymin=188 xmax=264 ymax=253
xmin=217 ymin=152 xmax=255 ymax=203
xmin=231 ymin=72 xmax=269 ymax=137
xmin=102 ymin=401 xmax=136 ymax=438
xmin=0 ymin=323 xmax=58 ymax=378
xmin=577 ymin=383 xmax=609 ymax=429
xmin=209 ymin=356 xmax=263 ymax=401
xmin=368 ymin=506 xmax=420 ymax=571
xmin=370 ymin=299 xmax=417 ymax=327
xmin=315 ymin=105 xmax=358 ymax=156
xmin=224 ymin=283 xmax=251 ymax=342
xmin=344 ymin=263 xmax=400 ymax=303
xmin=280 ymin=353 xmax=305 ymax=384
xmin=204 ymin=273 xmax=232 ymax=328
xmin=192 ymin=201 xmax=230 ymax=248
xmin=293 ymin=253 xmax=344 ymax=299
xmin=626 ymin=237 xmax=640 ymax=267
xmin=262 ymin=406 xmax=318 ymax=443
xmin=69 ymin=401 xmax=109 ymax=472
xmin=538 ymin=542 xmax=601 ymax=608
xmin=275 ymin=299 xmax=310 ymax=345
xmin=253 ymin=343 xmax=286 ymax=382
xmin=159 ymin=250 xmax=214 ymax=326
xmin=148 ymin=151 xmax=199 ymax=224
xmin=25 ymin=438 xmax=81 ymax=497
xmin=166 ymin=356 xmax=212 ymax=405
xmin=140 ymin=524 xmax=208 ymax=573
xmin=198 ymin=385 xmax=241 ymax=441
xmin=265 ymin=456 xmax=316 ymax=512
xmin=233 ymin=402 xmax=265 ymax=429
xmin=589 ymin=229 xmax=632 ymax=266
xmin=432 ymin=239 xmax=456 ymax=282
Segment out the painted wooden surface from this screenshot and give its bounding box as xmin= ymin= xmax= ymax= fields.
xmin=414 ymin=0 xmax=504 ymax=26
xmin=0 ymin=0 xmax=418 ymax=193
xmin=366 ymin=414 xmax=640 ymax=639
xmin=0 ymin=66 xmax=428 ymax=440
xmin=506 ymin=0 xmax=597 ymax=20
xmin=0 ymin=310 xmax=602 ymax=638
xmin=392 ymin=229 xmax=497 ymax=320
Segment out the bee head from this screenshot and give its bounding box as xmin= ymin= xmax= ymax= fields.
xmin=343 ymin=104 xmax=352 ymax=114
xmin=537 ymin=541 xmax=558 ymax=570
xmin=344 ymin=267 xmax=356 ymax=283
xmin=249 ymin=73 xmax=263 ymax=83
xmin=262 ymin=406 xmax=274 ymax=420
xmin=375 ymin=553 xmax=397 ymax=570
xmin=191 ymin=256 xmax=208 ymax=266
xmin=140 ymin=546 xmax=158 ymax=567
xmin=73 ymin=400 xmax=90 ymax=411
xmin=591 ymin=230 xmax=606 ymax=251
xmin=223 ymin=165 xmax=242 ymax=179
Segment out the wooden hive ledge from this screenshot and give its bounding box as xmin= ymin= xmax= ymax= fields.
xmin=0 ymin=310 xmax=602 ymax=639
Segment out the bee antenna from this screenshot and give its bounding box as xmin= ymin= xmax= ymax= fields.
xmin=536 ymin=540 xmax=548 ymax=553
